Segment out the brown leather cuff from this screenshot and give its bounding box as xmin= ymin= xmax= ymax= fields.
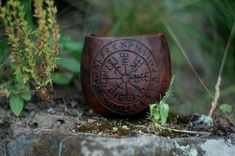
xmin=81 ymin=33 xmax=171 ymax=117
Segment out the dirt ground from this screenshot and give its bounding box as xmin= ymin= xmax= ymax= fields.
xmin=1 ymin=81 xmax=235 ymax=149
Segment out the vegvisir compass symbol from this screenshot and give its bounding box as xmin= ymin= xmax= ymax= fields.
xmin=91 ymin=39 xmax=160 ymax=114
xmin=101 ymin=51 xmax=150 ymax=104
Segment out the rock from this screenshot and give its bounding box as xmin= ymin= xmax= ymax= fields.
xmin=122 ymin=125 xmax=129 ymax=130
xmin=174 ymin=141 xmax=198 ymax=156
xmin=200 ymin=139 xmax=235 ymax=156
xmin=192 ymin=115 xmax=213 ymax=127
xmin=230 ymin=133 xmax=235 ymax=140
xmin=6 ymin=135 xmax=34 ymax=156
xmin=87 ymin=119 xmax=96 ymax=123
xmin=112 ymin=127 xmax=118 ymax=131
xmin=0 ymin=118 xmax=13 ymax=143
xmin=24 ymin=103 xmax=36 ymax=112
xmin=0 ymin=145 xmax=5 ymax=156
xmin=5 ymin=132 xmax=235 ymax=156
xmin=47 ymin=108 xmax=56 ymax=114
xmin=25 ymin=112 xmax=76 ymax=130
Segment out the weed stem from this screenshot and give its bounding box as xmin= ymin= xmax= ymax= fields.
xmin=163 ymin=21 xmax=213 ymax=99
xmin=209 ymin=22 xmax=235 ymax=117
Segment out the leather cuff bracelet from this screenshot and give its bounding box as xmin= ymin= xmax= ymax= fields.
xmin=81 ymin=33 xmax=171 ymax=117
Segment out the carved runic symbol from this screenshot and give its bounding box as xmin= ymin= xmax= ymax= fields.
xmin=91 ymin=39 xmax=160 ymax=113
xmin=101 ymin=52 xmax=150 ymax=104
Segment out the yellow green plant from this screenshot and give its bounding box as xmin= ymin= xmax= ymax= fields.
xmin=149 ymin=76 xmax=175 ymax=125
xmin=0 ymin=0 xmax=59 ymax=116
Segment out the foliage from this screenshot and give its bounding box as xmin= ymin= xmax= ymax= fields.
xmin=149 ymin=76 xmax=175 ymax=125
xmin=59 ymin=36 xmax=83 ymax=59
xmin=220 ymin=103 xmax=232 ymax=114
xmin=10 ymin=94 xmax=24 ymax=117
xmin=52 ymin=36 xmax=83 ymax=85
xmin=219 ymin=103 xmax=234 ymax=124
xmin=0 ymin=0 xmax=59 ymax=116
xmin=52 ymin=72 xmax=73 ymax=85
xmin=56 ymin=57 xmax=80 ymax=73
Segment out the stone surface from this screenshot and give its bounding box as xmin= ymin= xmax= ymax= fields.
xmin=0 ymin=145 xmax=5 ymax=156
xmin=4 ymin=132 xmax=235 ymax=156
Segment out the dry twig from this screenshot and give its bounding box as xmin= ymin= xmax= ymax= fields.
xmin=160 ymin=126 xmax=211 ymax=135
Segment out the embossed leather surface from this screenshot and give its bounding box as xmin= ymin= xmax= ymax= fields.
xmin=81 ymin=34 xmax=171 ymax=117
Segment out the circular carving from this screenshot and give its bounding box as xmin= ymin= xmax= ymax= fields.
xmin=91 ymin=39 xmax=160 ymax=114
xmin=101 ymin=51 xmax=151 ymax=104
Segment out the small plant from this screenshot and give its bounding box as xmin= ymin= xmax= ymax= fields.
xmin=219 ymin=103 xmax=234 ymax=124
xmin=0 ymin=0 xmax=59 ymax=116
xmin=149 ymin=76 xmax=175 ymax=125
xmin=220 ymin=103 xmax=233 ymax=114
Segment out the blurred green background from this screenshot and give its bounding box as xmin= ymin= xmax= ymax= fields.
xmin=0 ymin=0 xmax=235 ymax=115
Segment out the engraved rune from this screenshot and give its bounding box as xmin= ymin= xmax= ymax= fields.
xmin=105 ymin=57 xmax=122 ymax=75
xmin=130 ymin=83 xmax=146 ymax=97
xmin=131 ymin=72 xmax=149 ymax=83
xmin=129 ymin=57 xmax=144 ymax=74
xmin=101 ymin=51 xmax=151 ymax=104
xmin=101 ymin=71 xmax=108 ymax=87
xmin=120 ymin=52 xmax=129 ymax=66
xmin=108 ymin=82 xmax=122 ymax=98
xmin=119 ymin=95 xmax=135 ymax=101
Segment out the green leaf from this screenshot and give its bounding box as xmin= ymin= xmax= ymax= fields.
xmin=10 ymin=94 xmax=24 ymax=117
xmin=149 ymin=104 xmax=160 ymax=122
xmin=159 ymin=102 xmax=169 ymax=125
xmin=21 ymin=0 xmax=33 ymax=27
xmin=59 ymin=36 xmax=83 ymax=57
xmin=15 ymin=72 xmax=24 ymax=84
xmin=56 ymin=57 xmax=80 ymax=73
xmin=20 ymin=85 xmax=31 ymax=101
xmin=220 ymin=104 xmax=232 ymax=114
xmin=52 ymin=72 xmax=73 ymax=85
xmin=15 ymin=73 xmax=31 ymax=101
xmin=65 ymin=41 xmax=83 ymax=54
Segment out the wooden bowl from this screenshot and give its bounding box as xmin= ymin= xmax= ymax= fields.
xmin=81 ymin=33 xmax=171 ymax=117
